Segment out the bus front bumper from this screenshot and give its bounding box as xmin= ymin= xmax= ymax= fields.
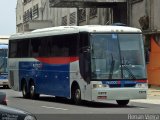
xmin=91 ymin=88 xmax=147 ymax=102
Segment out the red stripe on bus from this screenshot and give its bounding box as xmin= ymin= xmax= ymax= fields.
xmin=135 ymin=80 xmax=147 ymax=83
xmin=36 ymin=57 xmax=79 ymax=64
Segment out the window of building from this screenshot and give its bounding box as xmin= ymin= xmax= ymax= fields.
xmin=131 ymin=0 xmax=143 ymax=4
xmin=61 ymin=16 xmax=67 ymax=26
xmin=33 ymin=4 xmax=39 ymax=19
xmin=70 ymin=12 xmax=76 ymax=25
xmin=105 ymin=8 xmax=111 ymax=25
xmin=89 ymin=8 xmax=97 ymax=19
xmin=23 ymin=11 xmax=27 ymax=23
xmin=30 ymin=8 xmax=32 ymax=20
xmin=23 ymin=0 xmax=31 ymax=5
xmin=26 ymin=9 xmax=30 ymax=22
xmin=78 ymin=8 xmax=86 ymax=22
xmin=23 ymin=0 xmax=27 ymax=5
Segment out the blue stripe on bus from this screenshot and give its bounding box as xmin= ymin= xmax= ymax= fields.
xmin=102 ymin=80 xmax=146 ymax=88
xmin=19 ymin=62 xmax=70 ymax=97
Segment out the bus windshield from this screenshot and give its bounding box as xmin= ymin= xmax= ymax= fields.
xmin=0 ymin=49 xmax=8 ymax=73
xmin=91 ymin=33 xmax=146 ymax=80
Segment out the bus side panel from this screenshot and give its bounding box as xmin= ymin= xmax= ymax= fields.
xmin=19 ymin=61 xmax=70 ymax=97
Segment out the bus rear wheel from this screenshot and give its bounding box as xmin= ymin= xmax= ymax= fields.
xmin=22 ymin=82 xmax=29 ymax=98
xmin=29 ymin=82 xmax=39 ymax=99
xmin=72 ymin=86 xmax=81 ymax=105
xmin=116 ymin=100 xmax=129 ymax=106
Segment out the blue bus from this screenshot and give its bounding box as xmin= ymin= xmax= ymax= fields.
xmin=8 ymin=26 xmax=147 ymax=105
xmin=0 ymin=44 xmax=8 ymax=88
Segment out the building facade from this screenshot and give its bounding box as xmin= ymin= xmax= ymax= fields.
xmin=16 ymin=0 xmax=53 ymax=32
xmin=17 ymin=0 xmax=160 ymax=33
xmin=16 ymin=0 xmax=127 ymax=32
xmin=129 ymin=0 xmax=160 ymax=32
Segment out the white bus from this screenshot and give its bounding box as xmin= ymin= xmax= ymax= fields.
xmin=0 ymin=36 xmax=9 ymax=88
xmin=8 ymin=25 xmax=147 ymax=105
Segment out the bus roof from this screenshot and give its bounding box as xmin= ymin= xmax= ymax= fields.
xmin=9 ymin=25 xmax=142 ymax=40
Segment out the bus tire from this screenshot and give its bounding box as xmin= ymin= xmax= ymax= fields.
xmin=29 ymin=82 xmax=39 ymax=99
xmin=22 ymin=82 xmax=29 ymax=98
xmin=116 ymin=100 xmax=129 ymax=106
xmin=72 ymin=86 xmax=81 ymax=105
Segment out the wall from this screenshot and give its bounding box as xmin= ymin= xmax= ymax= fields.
xmin=130 ymin=0 xmax=146 ymax=28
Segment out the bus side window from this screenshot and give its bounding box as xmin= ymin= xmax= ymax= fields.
xmin=30 ymin=38 xmax=41 ymax=57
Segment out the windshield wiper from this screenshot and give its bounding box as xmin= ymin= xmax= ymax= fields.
xmin=121 ymin=57 xmax=136 ymax=79
xmin=109 ymin=54 xmax=115 ymax=79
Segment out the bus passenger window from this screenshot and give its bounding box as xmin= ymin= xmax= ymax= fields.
xmin=31 ymin=39 xmax=41 ymax=57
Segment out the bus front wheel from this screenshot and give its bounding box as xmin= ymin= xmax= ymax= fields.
xmin=22 ymin=82 xmax=29 ymax=98
xmin=116 ymin=100 xmax=129 ymax=106
xmin=72 ymin=86 xmax=81 ymax=105
xmin=29 ymin=82 xmax=39 ymax=99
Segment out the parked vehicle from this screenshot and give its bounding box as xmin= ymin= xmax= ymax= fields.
xmin=0 ymin=36 xmax=9 ymax=88
xmin=0 ymin=105 xmax=37 ymax=120
xmin=0 ymin=91 xmax=7 ymax=105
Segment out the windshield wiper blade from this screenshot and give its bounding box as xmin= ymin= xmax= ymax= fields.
xmin=121 ymin=57 xmax=136 ymax=79
xmin=122 ymin=64 xmax=136 ymax=80
xmin=109 ymin=54 xmax=115 ymax=79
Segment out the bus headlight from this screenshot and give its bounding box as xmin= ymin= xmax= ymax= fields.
xmin=24 ymin=115 xmax=37 ymax=120
xmin=93 ymin=84 xmax=109 ymax=89
xmin=135 ymin=83 xmax=148 ymax=88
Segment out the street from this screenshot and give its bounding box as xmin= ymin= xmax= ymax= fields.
xmin=0 ymin=87 xmax=160 ymax=120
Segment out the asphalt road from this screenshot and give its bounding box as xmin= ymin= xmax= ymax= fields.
xmin=1 ymin=87 xmax=160 ymax=120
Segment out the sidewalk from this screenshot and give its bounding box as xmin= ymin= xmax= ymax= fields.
xmin=131 ymin=87 xmax=160 ymax=104
xmin=148 ymin=87 xmax=160 ymax=98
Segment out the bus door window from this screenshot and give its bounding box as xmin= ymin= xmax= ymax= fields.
xmin=79 ymin=47 xmax=91 ymax=83
xmin=79 ymin=33 xmax=91 ymax=83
